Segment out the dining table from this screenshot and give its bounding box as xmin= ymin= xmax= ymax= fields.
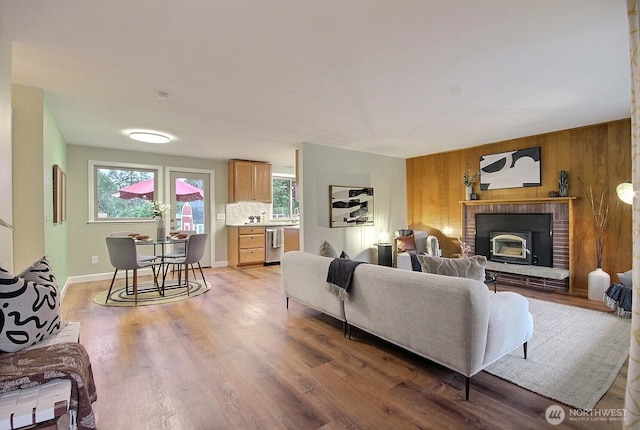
xmin=135 ymin=236 xmax=188 ymax=294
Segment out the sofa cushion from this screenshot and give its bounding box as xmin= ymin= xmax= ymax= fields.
xmin=319 ymin=240 xmax=338 ymax=258
xmin=0 ymin=257 xmax=62 ymax=352
xmin=396 ymin=235 xmax=416 ymax=253
xmin=417 ymin=254 xmax=487 ymax=282
xmin=617 ymin=270 xmax=632 ymax=287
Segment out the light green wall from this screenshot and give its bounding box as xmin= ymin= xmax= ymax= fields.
xmin=66 ymin=144 xmax=229 ymax=277
xmin=43 ymin=96 xmax=68 ymax=282
xmin=0 ymin=22 xmax=12 ymax=269
xmin=299 ymin=142 xmax=407 ymax=260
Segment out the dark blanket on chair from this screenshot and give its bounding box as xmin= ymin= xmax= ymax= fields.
xmin=326 ymin=258 xmax=365 ymax=299
xmin=0 ymin=342 xmax=98 ymax=430
xmin=408 ymin=251 xmax=423 ymax=271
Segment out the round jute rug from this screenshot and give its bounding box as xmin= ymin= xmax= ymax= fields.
xmin=93 ymin=280 xmax=209 ymax=307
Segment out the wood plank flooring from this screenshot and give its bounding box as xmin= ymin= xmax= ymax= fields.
xmin=61 ymin=265 xmax=626 ymax=429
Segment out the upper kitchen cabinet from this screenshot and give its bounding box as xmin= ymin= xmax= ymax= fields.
xmin=228 ymin=160 xmax=272 ymax=203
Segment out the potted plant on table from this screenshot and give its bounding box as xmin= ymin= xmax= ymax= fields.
xmin=148 ymin=200 xmax=170 ymax=241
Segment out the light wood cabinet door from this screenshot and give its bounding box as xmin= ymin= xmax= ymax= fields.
xmin=229 ymin=160 xmax=272 ymax=203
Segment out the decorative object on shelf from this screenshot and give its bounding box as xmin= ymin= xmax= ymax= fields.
xmin=329 ymin=185 xmax=374 ymax=228
xmin=479 ymin=146 xmax=541 ymax=191
xmin=548 ymin=191 xmax=560 ymax=198
xmin=463 ymin=164 xmax=479 ymax=200
xmin=558 ymin=170 xmax=569 ymax=197
xmin=470 ymin=192 xmax=478 ymax=200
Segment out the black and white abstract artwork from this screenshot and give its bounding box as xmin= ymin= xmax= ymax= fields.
xmin=480 ymin=147 xmax=541 ymax=190
xmin=330 ymin=186 xmax=374 ymax=228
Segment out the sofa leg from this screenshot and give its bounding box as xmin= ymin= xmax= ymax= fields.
xmin=465 ymin=377 xmax=470 ymax=401
xmin=286 ymin=297 xmax=289 ymax=309
xmin=523 ymin=342 xmax=528 ymax=359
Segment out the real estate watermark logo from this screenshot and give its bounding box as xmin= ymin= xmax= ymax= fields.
xmin=545 ymin=405 xmax=565 ymax=425
xmin=545 ymin=405 xmax=625 ymax=425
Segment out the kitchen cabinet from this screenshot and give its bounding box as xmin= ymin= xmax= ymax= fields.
xmin=227 ymin=226 xmax=265 ymax=268
xmin=283 ymin=227 xmax=300 ymax=253
xmin=228 ymin=160 xmax=272 ymax=202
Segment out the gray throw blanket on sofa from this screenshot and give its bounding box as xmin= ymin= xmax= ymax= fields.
xmin=326 ymin=258 xmax=365 ymax=300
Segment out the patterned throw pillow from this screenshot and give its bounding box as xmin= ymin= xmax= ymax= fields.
xmin=0 ymin=257 xmax=62 ymax=352
xmin=416 ymin=254 xmax=487 ymax=282
xmin=319 ymin=240 xmax=338 ymax=258
xmin=396 ymin=235 xmax=416 ymax=253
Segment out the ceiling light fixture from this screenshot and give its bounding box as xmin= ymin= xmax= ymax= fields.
xmin=128 ymin=131 xmax=171 ymax=144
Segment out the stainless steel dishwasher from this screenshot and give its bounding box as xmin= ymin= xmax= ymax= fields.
xmin=265 ymin=227 xmax=284 ymax=264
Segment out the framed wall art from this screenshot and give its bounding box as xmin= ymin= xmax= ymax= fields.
xmin=330 ymin=185 xmax=374 ymax=228
xmin=53 ymin=164 xmax=66 ymax=223
xmin=479 ymin=146 xmax=541 ymax=190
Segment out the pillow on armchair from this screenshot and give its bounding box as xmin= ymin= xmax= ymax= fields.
xmin=396 ymin=235 xmax=416 ymax=253
xmin=319 ymin=240 xmax=338 ymax=258
xmin=416 ymin=254 xmax=487 ymax=282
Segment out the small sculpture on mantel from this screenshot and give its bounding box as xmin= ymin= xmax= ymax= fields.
xmin=558 ymin=170 xmax=569 ymax=197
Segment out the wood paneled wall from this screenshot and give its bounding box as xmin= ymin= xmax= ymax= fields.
xmin=406 ymin=119 xmax=632 ymax=297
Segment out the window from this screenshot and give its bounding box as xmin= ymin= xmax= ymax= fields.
xmin=89 ymin=161 xmax=162 ymax=222
xmin=272 ymin=176 xmax=299 ymax=219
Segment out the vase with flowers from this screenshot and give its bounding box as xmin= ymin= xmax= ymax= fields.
xmin=463 ymin=164 xmax=479 ymax=200
xmin=149 ymin=200 xmax=171 ymax=241
xmin=582 ymin=182 xmax=611 ymax=300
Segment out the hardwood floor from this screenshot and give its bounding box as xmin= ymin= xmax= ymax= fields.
xmin=61 ymin=265 xmax=626 ymax=429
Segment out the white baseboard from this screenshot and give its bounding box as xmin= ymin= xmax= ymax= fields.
xmin=61 ymin=262 xmax=229 ymax=300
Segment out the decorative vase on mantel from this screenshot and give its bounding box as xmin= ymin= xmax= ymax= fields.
xmin=588 ymin=267 xmax=610 ymax=301
xmin=156 ymin=218 xmax=166 ymax=242
xmin=465 ymin=185 xmax=472 ymax=200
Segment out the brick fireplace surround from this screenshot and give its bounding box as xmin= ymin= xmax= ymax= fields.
xmin=462 ymin=198 xmax=573 ymax=291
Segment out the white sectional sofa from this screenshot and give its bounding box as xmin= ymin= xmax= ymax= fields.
xmin=281 ymin=251 xmax=534 ymax=400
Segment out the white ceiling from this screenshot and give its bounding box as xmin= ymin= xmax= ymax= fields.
xmin=0 ymin=1 xmax=631 ymax=167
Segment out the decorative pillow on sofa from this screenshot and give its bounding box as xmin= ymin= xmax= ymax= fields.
xmin=396 ymin=235 xmax=416 ymax=253
xmin=617 ymin=270 xmax=632 ymax=287
xmin=416 ymin=254 xmax=487 ymax=282
xmin=0 ymin=256 xmax=62 ymax=352
xmin=339 ymin=250 xmax=351 ymax=260
xmin=319 ymin=240 xmax=338 ymax=258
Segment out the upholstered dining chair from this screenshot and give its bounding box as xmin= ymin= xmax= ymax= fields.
xmin=105 ymin=236 xmax=162 ymax=305
xmin=164 ymin=233 xmax=208 ymax=294
xmin=109 ymin=231 xmax=156 ymax=293
xmin=163 ymin=230 xmax=195 ymax=277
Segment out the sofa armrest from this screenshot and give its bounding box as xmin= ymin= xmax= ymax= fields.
xmin=484 ymin=292 xmax=534 ymax=366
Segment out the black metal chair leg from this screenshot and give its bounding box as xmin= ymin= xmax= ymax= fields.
xmin=286 ymin=297 xmax=289 ymax=309
xmin=523 ymin=342 xmax=528 ymax=359
xmin=105 ymin=269 xmax=119 ymax=303
xmin=196 ymin=262 xmax=205 ymax=282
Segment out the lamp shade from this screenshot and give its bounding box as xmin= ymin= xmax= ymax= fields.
xmin=616 ymin=182 xmax=633 ymax=205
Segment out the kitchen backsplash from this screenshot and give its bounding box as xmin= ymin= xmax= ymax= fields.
xmin=225 ymin=202 xmax=272 ymax=225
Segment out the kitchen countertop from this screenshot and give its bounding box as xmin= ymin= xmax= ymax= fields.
xmin=226 ymin=222 xmax=299 ymax=227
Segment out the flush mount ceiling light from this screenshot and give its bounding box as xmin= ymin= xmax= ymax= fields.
xmin=128 ymin=131 xmax=171 ymax=144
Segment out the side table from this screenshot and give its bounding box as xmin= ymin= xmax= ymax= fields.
xmin=374 ymin=243 xmax=393 ymax=267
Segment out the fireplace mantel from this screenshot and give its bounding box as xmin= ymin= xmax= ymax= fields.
xmin=460 ymin=196 xmax=577 ymax=206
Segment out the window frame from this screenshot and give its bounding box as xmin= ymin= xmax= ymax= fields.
xmin=88 ymin=160 xmax=164 ymax=223
xmin=271 ymin=174 xmax=298 ymax=219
